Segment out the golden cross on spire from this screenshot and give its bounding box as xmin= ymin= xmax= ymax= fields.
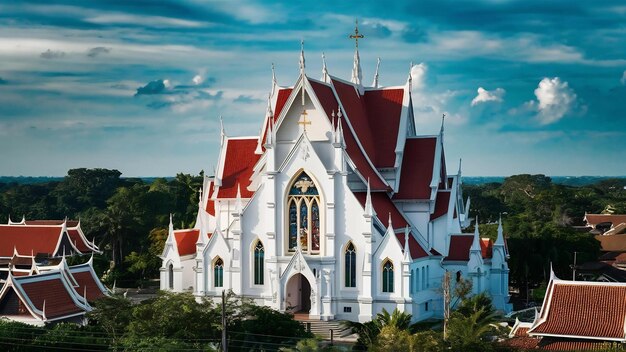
xmin=349 ymin=19 xmax=364 ymax=48
xmin=298 ymin=110 xmax=311 ymax=132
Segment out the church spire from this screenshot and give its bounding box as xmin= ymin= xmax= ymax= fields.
xmin=403 ymin=226 xmax=411 ymax=262
xmin=407 ymin=61 xmax=413 ymax=94
xmin=349 ymin=19 xmax=364 ymax=91
xmin=471 ymin=216 xmax=481 ymax=253
xmin=299 ymin=40 xmax=306 ymax=76
xmin=321 ymin=52 xmax=329 ymax=83
xmin=372 ymin=57 xmax=381 ymax=88
xmin=364 ymin=178 xmax=375 ymax=217
xmin=271 ymin=63 xmax=277 ymax=97
xmin=219 ymin=116 xmax=225 ymax=147
xmin=495 ymin=214 xmax=505 ymax=246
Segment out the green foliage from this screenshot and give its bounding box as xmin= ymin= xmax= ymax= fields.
xmin=463 ymin=174 xmax=624 ymax=300
xmin=128 ymin=292 xmax=219 ymax=340
xmin=0 ymin=168 xmax=204 ymax=287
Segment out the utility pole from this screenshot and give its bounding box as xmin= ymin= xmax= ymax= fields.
xmin=222 ymin=290 xmax=227 ymax=352
xmin=442 ymin=271 xmax=451 ymax=340
xmin=572 ymin=251 xmax=579 ymax=281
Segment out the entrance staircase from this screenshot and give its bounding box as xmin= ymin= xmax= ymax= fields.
xmin=294 ymin=314 xmax=354 ymax=340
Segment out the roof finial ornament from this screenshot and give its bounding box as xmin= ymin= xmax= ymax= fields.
xmin=219 ymin=116 xmax=225 ymax=146
xmin=349 ymin=19 xmax=364 ymax=87
xmin=407 ymin=61 xmax=413 ymax=94
xmin=271 ymin=63 xmax=277 ymax=97
xmin=404 ymin=226 xmax=411 ymax=258
xmin=299 ymin=40 xmax=306 ymax=75
xmin=372 ymin=57 xmax=381 ymax=88
xmin=440 ymin=113 xmax=445 ymax=135
xmin=321 ymin=52 xmax=329 ymax=83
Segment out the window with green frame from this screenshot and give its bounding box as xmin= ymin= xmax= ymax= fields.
xmin=214 ymin=257 xmax=223 ymax=287
xmin=254 ymin=241 xmax=264 ymax=285
xmin=345 ymin=242 xmax=356 ymax=287
xmin=382 ymin=259 xmax=394 ymax=293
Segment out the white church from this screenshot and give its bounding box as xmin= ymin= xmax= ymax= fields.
xmin=160 ymin=32 xmax=512 ymax=322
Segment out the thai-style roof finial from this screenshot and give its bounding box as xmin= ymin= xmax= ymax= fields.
xmin=321 ymin=52 xmax=329 ymax=83
xmin=349 ymin=19 xmax=364 ymax=88
xmin=372 ymin=57 xmax=381 ymax=88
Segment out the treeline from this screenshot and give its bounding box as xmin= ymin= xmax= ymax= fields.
xmin=0 ymin=292 xmax=314 ymax=351
xmin=2 ymin=170 xmax=625 ymax=292
xmin=0 ymin=168 xmax=203 ymax=286
xmin=465 ymin=174 xmax=626 ymax=301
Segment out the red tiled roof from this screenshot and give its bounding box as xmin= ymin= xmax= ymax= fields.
xmin=353 ymin=192 xmax=428 ymax=259
xmin=274 ymin=88 xmax=292 ymax=121
xmin=25 ymin=220 xmax=79 ymax=227
xmin=343 ymin=127 xmax=390 ymax=190
xmin=217 ymin=138 xmax=260 ymax=198
xmin=0 ymin=225 xmax=63 ymax=257
xmin=67 ymin=229 xmax=93 ymax=253
xmin=261 ymin=88 xmax=293 ymax=147
xmin=396 ymin=232 xmax=429 ymax=259
xmin=332 ymin=79 xmax=377 ymax=165
xmin=353 ymin=192 xmax=408 ymax=228
xmin=445 ymin=235 xmax=473 ymax=261
xmin=481 ymin=238 xmax=493 ymax=259
xmin=309 ymin=80 xmax=339 ymax=124
xmin=584 ymin=214 xmax=626 ymax=227
xmin=363 ymin=89 xmax=404 ymax=168
xmin=513 ymin=327 xmax=529 ymax=338
xmin=205 ymin=181 xmax=215 ymax=216
xmin=530 ymin=281 xmax=626 ymax=340
xmin=174 ymin=229 xmax=200 ymax=256
xmin=18 ymin=274 xmax=84 ymax=319
xmin=395 ymin=137 xmax=437 ymax=200
xmin=538 ymin=337 xmax=612 ymax=350
xmin=71 ymin=270 xmax=106 ymax=302
xmin=430 ymin=191 xmax=451 ymax=220
xmin=430 ymin=248 xmax=442 ymax=256
xmin=499 ymin=337 xmax=539 ymax=350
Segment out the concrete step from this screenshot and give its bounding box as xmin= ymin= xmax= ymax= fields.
xmin=297 ymin=319 xmax=353 ymax=339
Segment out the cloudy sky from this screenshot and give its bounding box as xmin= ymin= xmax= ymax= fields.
xmin=1 ymin=1 xmax=625 ymax=177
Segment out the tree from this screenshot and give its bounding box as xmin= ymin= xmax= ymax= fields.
xmin=87 ymin=295 xmax=134 ymax=344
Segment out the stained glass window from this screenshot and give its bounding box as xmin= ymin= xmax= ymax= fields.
xmin=289 ymin=200 xmax=298 ymax=250
xmin=345 ymin=243 xmax=356 ymax=287
xmin=287 ymin=172 xmax=321 ymax=255
xmin=254 ymin=241 xmax=264 ymax=285
xmin=214 ymin=258 xmax=223 ymax=287
xmin=382 ymin=260 xmax=394 ymax=293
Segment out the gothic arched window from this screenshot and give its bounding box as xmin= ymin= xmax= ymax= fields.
xmin=214 ymin=257 xmax=224 ymax=288
xmin=168 ymin=263 xmax=174 ymax=289
xmin=287 ymin=172 xmax=321 ymax=254
xmin=254 ymin=241 xmax=264 ymax=285
xmin=345 ymin=242 xmax=356 ymax=287
xmin=382 ymin=259 xmax=394 ymax=293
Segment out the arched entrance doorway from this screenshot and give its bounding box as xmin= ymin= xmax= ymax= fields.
xmin=285 ymin=273 xmax=311 ymax=314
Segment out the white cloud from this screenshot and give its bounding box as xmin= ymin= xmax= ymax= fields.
xmin=192 ymin=75 xmax=203 ymax=85
xmin=85 ymin=14 xmax=205 ymax=28
xmin=410 ymin=63 xmax=427 ymax=90
xmin=471 ymin=87 xmax=505 ymax=106
xmin=621 ymin=70 xmax=626 ymax=85
xmin=532 ymin=77 xmax=577 ymax=125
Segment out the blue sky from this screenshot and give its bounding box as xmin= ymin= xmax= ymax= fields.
xmin=1 ymin=1 xmax=625 ymax=177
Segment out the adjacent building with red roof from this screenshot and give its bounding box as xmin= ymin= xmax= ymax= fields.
xmin=518 ymin=270 xmax=626 ymax=350
xmin=161 ymin=35 xmax=511 ymax=323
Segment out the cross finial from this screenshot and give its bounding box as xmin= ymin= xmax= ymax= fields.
xmin=298 ymin=110 xmax=311 ymax=132
xmin=349 ymin=19 xmax=364 ymax=48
